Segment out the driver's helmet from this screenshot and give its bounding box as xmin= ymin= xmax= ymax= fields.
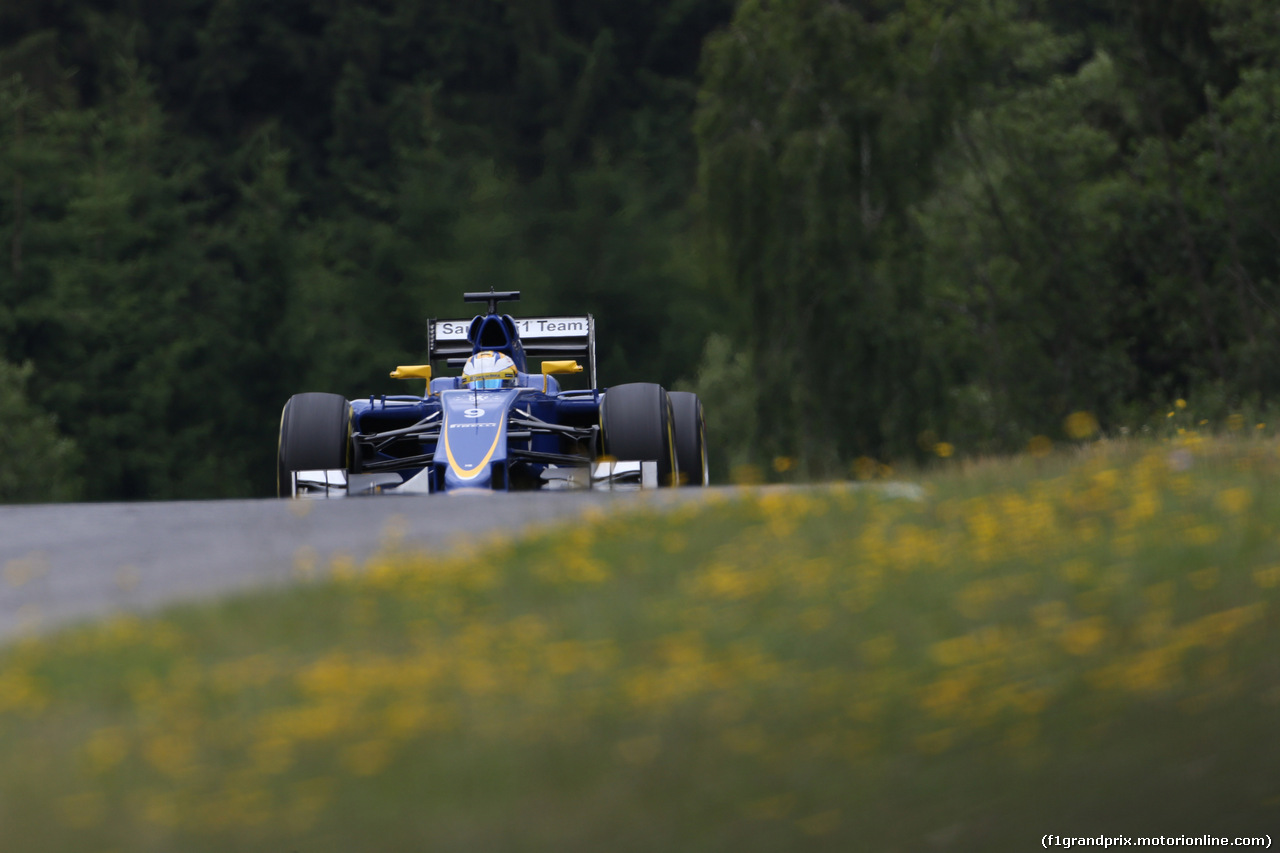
xmin=461 ymin=351 xmax=519 ymax=390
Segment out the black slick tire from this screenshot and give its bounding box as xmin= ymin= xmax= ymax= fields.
xmin=668 ymin=391 xmax=709 ymax=486
xmin=601 ymin=382 xmax=677 ymax=487
xmin=277 ymin=392 xmax=350 ymax=497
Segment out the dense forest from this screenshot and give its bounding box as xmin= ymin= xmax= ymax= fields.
xmin=2 ymin=0 xmax=1279 ymax=501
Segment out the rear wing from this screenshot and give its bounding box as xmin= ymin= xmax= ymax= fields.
xmin=427 ymin=315 xmax=598 ymax=388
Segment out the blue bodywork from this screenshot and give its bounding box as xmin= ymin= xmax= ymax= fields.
xmin=348 ymin=311 xmax=601 ymax=493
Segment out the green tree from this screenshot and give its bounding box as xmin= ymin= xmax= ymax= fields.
xmin=22 ymin=53 xmax=299 ymax=499
xmin=918 ymin=41 xmax=1139 ymax=446
xmin=0 ymin=359 xmax=79 ymax=501
xmin=695 ymin=0 xmax=1008 ymax=470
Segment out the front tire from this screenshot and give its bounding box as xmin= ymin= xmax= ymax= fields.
xmin=669 ymin=391 xmax=709 ymax=486
xmin=277 ymin=392 xmax=351 ymax=497
xmin=601 ymin=383 xmax=677 ymax=487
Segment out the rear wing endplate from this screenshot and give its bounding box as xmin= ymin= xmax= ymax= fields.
xmin=428 ymin=315 xmax=597 ymax=388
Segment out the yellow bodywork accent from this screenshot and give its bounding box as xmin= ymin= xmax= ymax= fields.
xmin=390 ymin=365 xmax=433 ymax=380
xmin=444 ymin=421 xmax=504 ymax=481
xmin=541 ymin=360 xmax=583 ymax=375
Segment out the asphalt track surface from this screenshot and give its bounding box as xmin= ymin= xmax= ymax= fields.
xmin=0 ymin=489 xmax=716 ymax=644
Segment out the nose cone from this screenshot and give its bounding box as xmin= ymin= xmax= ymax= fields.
xmin=436 ymin=389 xmax=515 ymax=491
xmin=443 ymin=462 xmax=494 ymax=490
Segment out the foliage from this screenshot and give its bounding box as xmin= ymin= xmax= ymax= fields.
xmin=1 ymin=437 xmax=1278 ymax=848
xmin=5 ymin=0 xmax=1280 ymax=495
xmin=695 ymin=0 xmax=1011 ymax=468
xmin=0 ymin=1 xmax=730 ymax=499
xmin=0 ymin=359 xmax=78 ymax=501
xmin=697 ymin=0 xmax=1280 ymax=470
xmin=680 ymin=332 xmax=757 ymax=475
xmin=918 ymin=43 xmax=1137 ymax=449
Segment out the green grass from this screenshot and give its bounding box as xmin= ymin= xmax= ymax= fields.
xmin=2 ymin=436 xmax=1280 ymax=851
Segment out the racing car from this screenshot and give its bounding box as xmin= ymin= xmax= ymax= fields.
xmin=276 ymin=289 xmax=708 ymax=496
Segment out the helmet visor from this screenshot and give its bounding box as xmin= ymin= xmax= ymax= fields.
xmin=464 ymin=369 xmax=517 ymax=390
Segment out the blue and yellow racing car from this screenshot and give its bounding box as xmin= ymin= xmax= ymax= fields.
xmin=277 ymin=290 xmax=708 ymax=496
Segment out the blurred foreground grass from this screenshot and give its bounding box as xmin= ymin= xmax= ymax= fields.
xmin=2 ymin=437 xmax=1280 ymax=851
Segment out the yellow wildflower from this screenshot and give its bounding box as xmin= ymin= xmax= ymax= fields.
xmin=1065 ymin=411 xmax=1100 ymax=439
xmin=920 ymin=674 xmax=975 ymax=717
xmin=1059 ymin=558 xmax=1092 ymax=584
xmin=930 ymin=635 xmax=976 ymax=667
xmin=851 ymin=456 xmax=878 ymax=480
xmin=1183 ymin=524 xmax=1221 ymax=546
xmin=1252 ymin=566 xmax=1280 ymax=588
xmin=1032 ymin=600 xmax=1069 ymax=631
xmin=1027 ymin=435 xmax=1053 ymax=457
xmin=859 ymin=633 xmax=896 ymax=664
xmin=1215 ymin=487 xmax=1251 ymax=514
xmin=1060 ymin=617 xmax=1107 ymax=656
xmin=1127 ymin=647 xmax=1179 ymax=693
xmin=84 ymin=727 xmax=129 ymax=774
xmin=342 ymin=739 xmax=391 ymax=776
xmin=144 ymin=734 xmax=197 ymax=780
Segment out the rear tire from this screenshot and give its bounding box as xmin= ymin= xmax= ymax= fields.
xmin=601 ymin=383 xmax=677 ymax=487
xmin=277 ymin=393 xmax=350 ymax=497
xmin=669 ymin=391 xmax=709 ymax=486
